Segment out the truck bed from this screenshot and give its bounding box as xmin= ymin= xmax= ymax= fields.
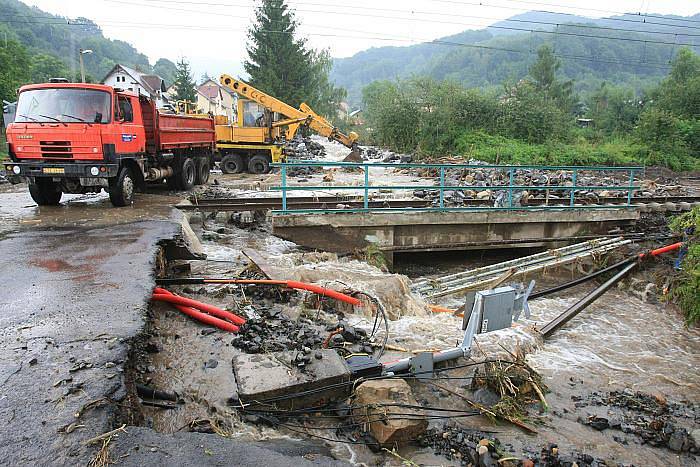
xmin=140 ymin=98 xmax=215 ymax=153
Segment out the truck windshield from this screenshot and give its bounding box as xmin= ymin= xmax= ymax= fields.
xmin=15 ymin=88 xmax=111 ymax=124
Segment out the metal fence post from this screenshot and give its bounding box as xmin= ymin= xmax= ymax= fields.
xmin=364 ymin=164 xmax=369 ymax=210
xmin=508 ymin=168 xmax=514 ymax=207
xmin=570 ymin=169 xmax=578 ymax=207
xmin=281 ymin=165 xmax=287 ymax=212
xmin=439 ymin=166 xmax=445 ymax=209
xmin=627 ymin=168 xmax=635 ymax=206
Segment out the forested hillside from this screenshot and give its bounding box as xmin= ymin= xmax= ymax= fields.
xmin=332 ymin=12 xmax=700 ymax=105
xmin=0 ymin=0 xmax=177 ymax=103
xmin=360 ymin=46 xmax=700 ymax=171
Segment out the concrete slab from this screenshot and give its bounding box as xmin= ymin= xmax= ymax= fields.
xmin=272 ymin=208 xmax=641 ymax=262
xmin=233 ymin=349 xmax=352 ymax=409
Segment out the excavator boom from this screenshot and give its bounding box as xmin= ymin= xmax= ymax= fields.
xmin=219 ymin=74 xmax=358 ymax=149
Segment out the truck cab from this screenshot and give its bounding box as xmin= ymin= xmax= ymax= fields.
xmin=4 ymin=82 xmax=214 ymax=206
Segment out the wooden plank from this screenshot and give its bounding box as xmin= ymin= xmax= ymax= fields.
xmin=242 ymin=248 xmax=285 ymax=280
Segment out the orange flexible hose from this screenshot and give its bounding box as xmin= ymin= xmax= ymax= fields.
xmin=195 ymin=279 xmax=363 ymax=306
xmin=153 ymin=287 xmax=246 ymax=325
xmin=639 ymin=242 xmax=684 ymax=258
xmin=152 ymin=288 xmax=240 ymax=333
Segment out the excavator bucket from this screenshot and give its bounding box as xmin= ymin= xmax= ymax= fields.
xmin=342 ymin=147 xmax=363 ymax=162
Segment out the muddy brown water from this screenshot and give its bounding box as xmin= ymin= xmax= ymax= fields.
xmin=84 ymin=151 xmax=696 ymax=466
xmin=142 ymin=203 xmax=699 ymax=466
xmin=390 ymin=255 xmax=700 ymax=466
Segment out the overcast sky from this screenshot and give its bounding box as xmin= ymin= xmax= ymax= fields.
xmin=20 ymin=0 xmax=700 ymax=79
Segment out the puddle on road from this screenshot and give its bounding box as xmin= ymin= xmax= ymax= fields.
xmin=0 ymin=182 xmax=182 ymax=235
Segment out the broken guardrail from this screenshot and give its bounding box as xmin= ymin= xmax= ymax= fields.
xmin=271 ymin=161 xmax=643 ymax=214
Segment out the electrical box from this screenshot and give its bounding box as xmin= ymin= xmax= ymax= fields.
xmin=479 ymin=287 xmax=516 ymax=332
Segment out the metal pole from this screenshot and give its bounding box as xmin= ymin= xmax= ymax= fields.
xmin=79 ymin=53 xmax=86 ymax=83
xmin=539 ymin=261 xmax=638 ymax=338
xmin=508 ymin=168 xmax=514 ymax=207
xmin=530 ymin=256 xmax=637 ymax=299
xmin=364 ymin=164 xmax=369 ymax=210
xmin=627 ymin=169 xmax=635 ymax=206
xmin=570 ymin=168 xmax=577 ymax=207
xmin=281 ymin=165 xmax=287 ymax=212
xmin=439 ymin=166 xmax=445 ymax=209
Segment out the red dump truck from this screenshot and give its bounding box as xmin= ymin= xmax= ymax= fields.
xmin=3 ymin=81 xmax=215 ymax=206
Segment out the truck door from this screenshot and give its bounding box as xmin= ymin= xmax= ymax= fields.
xmin=115 ymin=95 xmax=145 ymax=154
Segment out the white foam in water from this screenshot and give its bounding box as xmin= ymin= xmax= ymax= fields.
xmin=201 ymin=243 xmax=243 ymax=262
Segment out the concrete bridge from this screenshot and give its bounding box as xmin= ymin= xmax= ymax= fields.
xmin=272 ymin=208 xmax=640 ymax=266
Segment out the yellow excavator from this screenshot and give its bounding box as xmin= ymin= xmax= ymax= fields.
xmin=214 ymin=74 xmax=359 ymax=174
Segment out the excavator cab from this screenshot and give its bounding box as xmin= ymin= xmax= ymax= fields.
xmin=214 ymin=75 xmax=361 ymax=174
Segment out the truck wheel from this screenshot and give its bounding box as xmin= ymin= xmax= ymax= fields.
xmin=248 ymin=155 xmax=270 ymax=174
xmin=195 ymin=158 xmax=210 ymax=185
xmin=109 ymin=167 xmax=135 ymax=207
xmin=28 ymin=179 xmax=62 ymax=206
xmin=221 ymin=154 xmax=244 ymax=174
xmin=177 ymin=158 xmax=196 ymax=190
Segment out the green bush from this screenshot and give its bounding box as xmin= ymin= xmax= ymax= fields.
xmin=669 ymin=207 xmax=700 ymax=326
xmin=454 ymin=131 xmax=654 ymax=166
xmin=0 ymin=132 xmax=7 ymax=160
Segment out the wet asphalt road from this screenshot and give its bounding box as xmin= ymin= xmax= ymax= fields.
xmin=0 ymin=183 xmax=345 ymax=466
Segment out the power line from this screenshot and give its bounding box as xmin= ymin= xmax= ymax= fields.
xmin=131 ymin=0 xmax=700 ymax=37
xmin=118 ymin=0 xmax=700 ymax=33
xmin=0 ymin=16 xmax=675 ymax=70
xmin=93 ymin=0 xmax=698 ymax=48
xmin=433 ymin=0 xmax=700 ymax=24
xmin=1 ymin=1 xmax=686 ymax=72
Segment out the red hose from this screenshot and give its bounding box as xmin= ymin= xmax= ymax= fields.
xmin=639 ymin=242 xmax=684 ymax=258
xmin=171 ymin=304 xmax=240 ymax=333
xmin=152 ymin=288 xmax=240 ymax=333
xmin=157 ymin=279 xmax=363 ymax=306
xmin=154 ymin=287 xmax=203 ymax=318
xmin=152 ymin=293 xmax=246 ymax=325
xmin=285 ymin=281 xmax=362 ymax=306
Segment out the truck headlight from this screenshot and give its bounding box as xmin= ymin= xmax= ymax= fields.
xmin=90 ymin=166 xmax=99 ymax=176
xmin=13 ymin=165 xmax=21 ymax=174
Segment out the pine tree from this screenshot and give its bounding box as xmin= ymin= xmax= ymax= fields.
xmin=244 ymin=0 xmax=344 ymax=116
xmin=528 ymin=44 xmax=576 ymax=114
xmin=172 ymin=58 xmax=196 ymax=102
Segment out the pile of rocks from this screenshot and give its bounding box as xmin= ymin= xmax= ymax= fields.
xmin=416 ymin=423 xmax=502 ymax=466
xmin=363 ymin=147 xmax=413 ymax=163
xmin=574 ymin=390 xmax=699 ymax=454
xmin=402 ymin=166 xmax=689 ymax=206
xmin=232 ymin=306 xmax=325 ymax=354
xmin=418 ymin=423 xmax=628 ymax=467
xmin=285 ymin=137 xmax=326 ymax=160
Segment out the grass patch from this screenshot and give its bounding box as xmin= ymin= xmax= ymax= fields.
xmin=453 ymin=131 xmax=699 ymax=169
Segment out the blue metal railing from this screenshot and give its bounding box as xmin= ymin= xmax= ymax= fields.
xmin=271 ymin=161 xmax=643 ymax=215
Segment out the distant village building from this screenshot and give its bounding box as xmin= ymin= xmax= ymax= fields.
xmin=576 ymin=118 xmax=593 ymax=128
xmin=196 ymin=79 xmax=236 ymax=121
xmin=101 ymin=64 xmax=169 ymax=108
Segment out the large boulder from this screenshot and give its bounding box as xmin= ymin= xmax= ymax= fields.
xmin=351 ymin=379 xmax=427 ymax=446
